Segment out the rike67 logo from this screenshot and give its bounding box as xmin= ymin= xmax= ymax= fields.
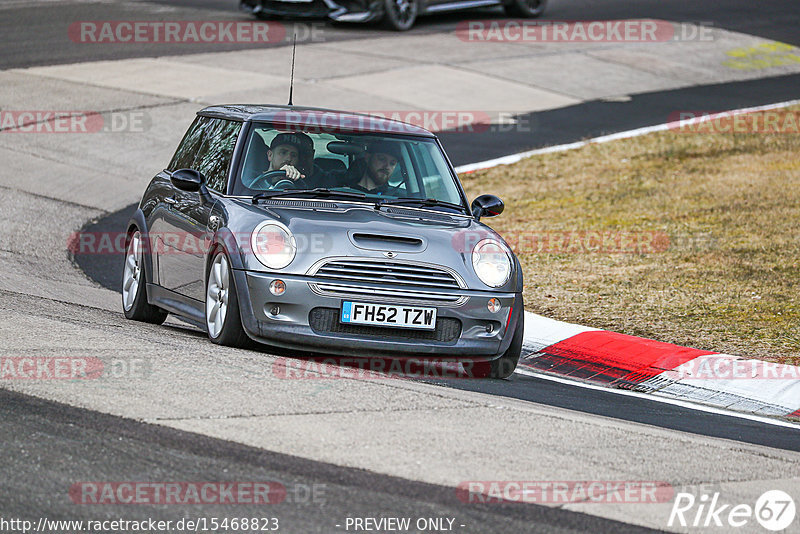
xmin=669 ymin=490 xmax=796 ymax=531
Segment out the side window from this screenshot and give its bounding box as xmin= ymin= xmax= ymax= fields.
xmin=168 ymin=116 xmax=242 ymax=193
xmin=193 ymin=118 xmax=242 ymax=193
xmin=168 ymin=116 xmax=208 ymax=171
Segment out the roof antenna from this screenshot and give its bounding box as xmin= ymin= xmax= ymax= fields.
xmin=288 ymin=33 xmax=297 ymax=106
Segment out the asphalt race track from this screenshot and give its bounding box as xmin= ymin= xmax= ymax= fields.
xmin=1 ymin=0 xmax=798 ymax=69
xmin=2 ymin=1 xmax=800 ymax=532
xmin=74 ymin=202 xmax=800 ymax=452
xmin=1 ymin=389 xmax=659 ymax=534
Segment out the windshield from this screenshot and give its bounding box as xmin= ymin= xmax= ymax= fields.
xmin=233 ymin=123 xmax=467 ymax=212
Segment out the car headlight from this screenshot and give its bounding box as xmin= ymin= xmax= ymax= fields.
xmin=472 ymin=239 xmax=512 ymax=288
xmin=251 ymin=221 xmax=296 ymax=269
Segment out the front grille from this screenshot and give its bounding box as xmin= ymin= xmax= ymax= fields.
xmin=309 ymin=307 xmax=461 ymax=343
xmin=310 ymin=283 xmax=464 ymax=304
xmin=308 ymin=258 xmax=467 ymax=305
xmin=312 ymin=258 xmax=462 ymax=289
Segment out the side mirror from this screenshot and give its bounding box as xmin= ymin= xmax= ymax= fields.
xmin=471 ymin=194 xmax=504 ymax=220
xmin=170 ymin=169 xmax=205 ymax=192
xmin=171 ymin=168 xmax=213 ymax=204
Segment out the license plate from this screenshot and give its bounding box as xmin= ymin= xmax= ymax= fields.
xmin=341 ymin=302 xmax=437 ymax=330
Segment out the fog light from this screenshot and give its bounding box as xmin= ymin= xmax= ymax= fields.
xmin=269 ymin=279 xmax=286 ymax=296
xmin=270 ymin=305 xmax=280 ymax=316
xmin=485 ymin=323 xmax=495 ymax=334
xmin=487 ymin=298 xmax=502 ymax=313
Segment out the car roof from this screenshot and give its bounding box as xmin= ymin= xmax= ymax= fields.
xmin=198 ymin=104 xmax=437 ymax=138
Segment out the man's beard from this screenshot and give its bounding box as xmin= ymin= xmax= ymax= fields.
xmin=372 ymin=169 xmax=389 ymax=183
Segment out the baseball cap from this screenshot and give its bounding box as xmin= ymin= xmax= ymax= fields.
xmin=366 ymin=140 xmax=402 ymax=161
xmin=270 ymin=132 xmax=313 ymax=153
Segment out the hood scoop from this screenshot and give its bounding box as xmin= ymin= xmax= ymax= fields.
xmin=350 ymin=232 xmax=426 ymax=253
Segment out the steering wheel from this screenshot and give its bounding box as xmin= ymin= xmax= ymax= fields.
xmin=250 ymin=170 xmax=306 ymax=191
xmin=383 ymin=181 xmax=406 ymax=196
xmin=272 ymin=178 xmax=298 ymax=189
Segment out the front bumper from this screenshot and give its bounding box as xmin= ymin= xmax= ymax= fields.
xmin=240 ymin=0 xmax=383 ymax=22
xmin=234 ymin=269 xmax=523 ymax=359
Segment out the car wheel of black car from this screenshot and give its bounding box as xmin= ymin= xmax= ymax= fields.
xmin=504 ymin=0 xmax=547 ymax=18
xmin=253 ymin=11 xmax=283 ymax=20
xmin=206 ymin=249 xmax=250 ymax=348
xmin=122 ymin=229 xmax=168 ymax=324
xmin=383 ymin=0 xmax=417 ymax=31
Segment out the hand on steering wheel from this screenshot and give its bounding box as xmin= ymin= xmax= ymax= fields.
xmin=280 ymin=164 xmax=305 ymax=182
xmin=250 ymin=168 xmax=307 ymax=191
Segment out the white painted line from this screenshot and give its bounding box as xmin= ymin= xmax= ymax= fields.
xmin=455 ymin=99 xmax=800 ymax=174
xmin=656 ymin=354 xmax=800 ymax=412
xmin=514 ymin=367 xmax=800 ymax=430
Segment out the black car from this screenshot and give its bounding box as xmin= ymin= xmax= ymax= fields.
xmin=241 ymin=0 xmax=547 ymax=31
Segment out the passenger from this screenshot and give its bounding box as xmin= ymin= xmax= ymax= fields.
xmin=347 ymin=140 xmax=402 ymax=195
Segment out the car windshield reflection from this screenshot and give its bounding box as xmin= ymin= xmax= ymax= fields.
xmin=235 ymin=125 xmax=467 ymax=212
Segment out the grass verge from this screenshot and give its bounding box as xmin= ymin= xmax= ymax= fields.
xmin=461 ymin=107 xmax=800 ymax=365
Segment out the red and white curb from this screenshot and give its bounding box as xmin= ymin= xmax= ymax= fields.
xmin=519 ymin=312 xmax=800 ymax=419
xmin=452 ymin=99 xmax=800 ymax=420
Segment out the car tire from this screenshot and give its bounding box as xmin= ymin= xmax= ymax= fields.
xmin=206 ymin=248 xmax=251 ymax=348
xmin=253 ymin=10 xmax=283 ymax=20
xmin=503 ymin=0 xmax=547 ymax=18
xmin=122 ymin=229 xmax=168 ymax=325
xmin=383 ymin=0 xmax=417 ymax=31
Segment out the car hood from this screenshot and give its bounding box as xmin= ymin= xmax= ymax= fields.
xmin=220 ymin=199 xmax=519 ymax=292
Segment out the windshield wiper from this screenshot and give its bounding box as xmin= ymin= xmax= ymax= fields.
xmin=375 ymin=197 xmax=466 ymax=212
xmin=253 ymin=188 xmax=368 ymax=204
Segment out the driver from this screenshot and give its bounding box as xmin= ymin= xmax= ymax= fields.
xmin=265 ymin=132 xmax=313 ymax=182
xmin=348 ymin=140 xmax=401 ymax=194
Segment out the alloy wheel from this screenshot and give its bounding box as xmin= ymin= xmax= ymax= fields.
xmin=206 ymin=253 xmax=230 ymax=338
xmin=122 ymin=231 xmax=142 ymax=312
